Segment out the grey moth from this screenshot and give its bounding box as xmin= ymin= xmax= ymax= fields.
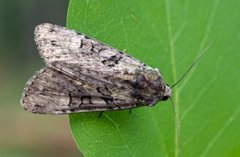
xmin=20 ymin=23 xmax=172 ymax=114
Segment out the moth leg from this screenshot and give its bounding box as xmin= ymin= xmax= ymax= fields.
xmin=122 ymin=49 xmax=127 ymax=53
xmin=129 ymin=109 xmax=132 ymax=114
xmin=98 ymin=111 xmax=104 ymax=118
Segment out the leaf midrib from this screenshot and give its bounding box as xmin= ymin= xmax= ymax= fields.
xmin=164 ymin=0 xmax=180 ymax=157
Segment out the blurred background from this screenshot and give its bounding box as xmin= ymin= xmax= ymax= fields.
xmin=0 ymin=0 xmax=82 ymax=156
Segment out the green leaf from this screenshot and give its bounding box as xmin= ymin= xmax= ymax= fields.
xmin=67 ymin=0 xmax=240 ymax=156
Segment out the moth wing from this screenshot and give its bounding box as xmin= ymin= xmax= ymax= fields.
xmin=21 ymin=67 xmax=142 ymax=114
xmin=34 ymin=23 xmax=160 ymax=86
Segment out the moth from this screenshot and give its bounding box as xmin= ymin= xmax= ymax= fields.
xmin=21 ymin=23 xmax=207 ymax=114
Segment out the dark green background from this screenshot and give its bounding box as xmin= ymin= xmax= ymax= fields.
xmin=0 ymin=1 xmax=80 ymax=157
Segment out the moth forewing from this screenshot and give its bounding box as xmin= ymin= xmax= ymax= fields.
xmin=21 ymin=23 xmax=171 ymax=114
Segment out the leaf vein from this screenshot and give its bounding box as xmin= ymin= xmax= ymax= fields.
xmin=103 ymin=114 xmax=135 ymax=157
xmin=200 ymin=106 xmax=240 ymax=157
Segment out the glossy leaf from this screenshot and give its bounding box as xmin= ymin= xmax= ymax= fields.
xmin=67 ymin=0 xmax=240 ymax=156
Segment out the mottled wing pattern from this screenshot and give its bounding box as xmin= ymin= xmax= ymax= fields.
xmin=21 ymin=23 xmax=169 ymax=114
xmin=34 ymin=23 xmax=160 ymax=86
xmin=21 ymin=67 xmax=144 ymax=114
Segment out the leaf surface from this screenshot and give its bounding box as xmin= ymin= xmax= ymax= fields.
xmin=67 ymin=0 xmax=240 ymax=156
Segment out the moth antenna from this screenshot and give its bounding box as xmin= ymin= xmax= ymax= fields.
xmin=170 ymin=97 xmax=182 ymax=157
xmin=171 ymin=42 xmax=213 ymax=88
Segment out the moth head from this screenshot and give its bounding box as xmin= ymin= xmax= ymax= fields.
xmin=161 ymin=84 xmax=172 ymax=101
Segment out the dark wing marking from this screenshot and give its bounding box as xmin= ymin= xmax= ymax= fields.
xmin=34 ymin=23 xmax=162 ymax=86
